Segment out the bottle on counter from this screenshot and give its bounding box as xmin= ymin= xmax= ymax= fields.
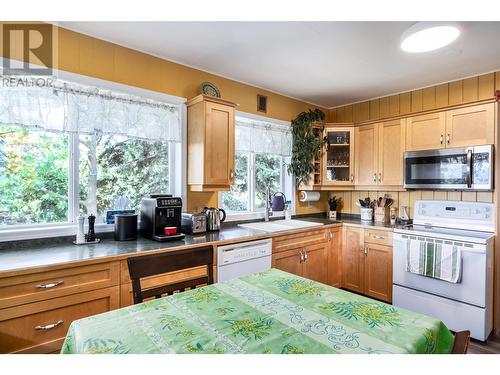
xmin=86 ymin=214 xmax=96 ymax=242
xmin=75 ymin=215 xmax=86 ymax=244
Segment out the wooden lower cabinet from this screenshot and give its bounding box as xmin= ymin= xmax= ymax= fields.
xmin=341 ymin=227 xmax=393 ymax=303
xmin=0 ymin=261 xmax=120 ymax=310
xmin=272 ymin=228 xmax=338 ymax=287
xmin=272 ymin=248 xmax=303 ymax=277
xmin=0 ymin=286 xmax=119 ymax=354
xmin=364 ymin=243 xmax=393 ymax=302
xmin=301 ymin=242 xmax=328 ymax=284
xmin=327 ymin=228 xmax=341 ymax=287
xmin=341 ymin=226 xmax=364 ymax=293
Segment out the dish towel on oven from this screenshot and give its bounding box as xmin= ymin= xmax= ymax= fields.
xmin=406 ymin=240 xmax=462 ymax=283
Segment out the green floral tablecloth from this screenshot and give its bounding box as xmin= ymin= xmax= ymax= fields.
xmin=61 ymin=268 xmax=453 ymax=354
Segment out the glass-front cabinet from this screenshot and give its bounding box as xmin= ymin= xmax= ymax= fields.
xmin=322 ymin=126 xmax=355 ymax=186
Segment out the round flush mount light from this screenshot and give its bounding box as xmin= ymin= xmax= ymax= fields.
xmin=401 ymin=22 xmax=460 ymax=53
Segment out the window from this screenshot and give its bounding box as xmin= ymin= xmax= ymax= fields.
xmin=220 ymin=115 xmax=293 ymax=218
xmin=0 ymin=125 xmax=69 ymax=225
xmin=79 ymin=134 xmax=171 ymax=222
xmin=0 ymin=74 xmax=182 ymax=233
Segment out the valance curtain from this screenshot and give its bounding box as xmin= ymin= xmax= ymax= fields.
xmin=235 ymin=118 xmax=292 ymax=157
xmin=0 ymin=77 xmax=181 ymax=142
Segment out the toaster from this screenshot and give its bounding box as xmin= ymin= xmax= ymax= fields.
xmin=181 ymin=212 xmax=207 ymax=234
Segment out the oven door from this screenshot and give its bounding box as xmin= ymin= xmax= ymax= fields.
xmin=403 ymin=145 xmax=493 ymax=190
xmin=392 ymin=234 xmax=488 ymax=307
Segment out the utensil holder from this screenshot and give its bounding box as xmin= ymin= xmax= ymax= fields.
xmin=360 ymin=208 xmax=373 ymax=222
xmin=374 ymin=206 xmax=390 ymax=223
xmin=327 ymin=210 xmax=337 ymax=220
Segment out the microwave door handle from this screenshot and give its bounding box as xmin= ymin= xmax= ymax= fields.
xmin=466 ymin=149 xmax=473 ymax=188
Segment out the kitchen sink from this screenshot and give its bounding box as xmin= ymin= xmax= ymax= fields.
xmin=238 ymin=219 xmax=323 ymax=233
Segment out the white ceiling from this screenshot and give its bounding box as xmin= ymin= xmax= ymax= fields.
xmin=58 ymin=21 xmax=500 ymax=108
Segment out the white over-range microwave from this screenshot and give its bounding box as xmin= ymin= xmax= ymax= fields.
xmin=403 ymin=144 xmax=494 ymax=191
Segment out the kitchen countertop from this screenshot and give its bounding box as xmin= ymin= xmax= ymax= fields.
xmin=0 ymin=215 xmax=395 ymax=274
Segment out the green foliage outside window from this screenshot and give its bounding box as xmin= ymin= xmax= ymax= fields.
xmin=0 ymin=125 xmax=170 ymax=226
xmin=0 ymin=125 xmax=68 ymax=225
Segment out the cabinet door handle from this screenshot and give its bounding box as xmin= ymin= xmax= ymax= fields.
xmin=303 ymin=250 xmax=308 ymax=261
xmin=328 ymin=231 xmax=333 ymax=241
xmin=35 ymin=280 xmax=64 ymax=289
xmin=350 ymin=174 xmax=354 ymax=182
xmin=372 ymin=173 xmax=377 ymax=183
xmin=34 ymin=320 xmax=64 ymax=331
xmin=440 ymin=134 xmax=443 ymax=144
xmin=229 ymin=169 xmax=234 ymax=180
xmin=446 ymin=133 xmax=451 ymax=144
xmin=364 ymin=246 xmax=368 ymax=256
xmin=378 ymin=173 xmax=382 ymax=183
xmin=299 ymin=250 xmax=304 ymax=263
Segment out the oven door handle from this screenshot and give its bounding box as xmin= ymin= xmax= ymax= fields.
xmin=466 ymin=149 xmax=473 ymax=188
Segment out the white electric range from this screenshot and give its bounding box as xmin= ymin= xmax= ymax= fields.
xmin=392 ymin=200 xmax=495 ymax=341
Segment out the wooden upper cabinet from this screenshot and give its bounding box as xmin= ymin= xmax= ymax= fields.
xmin=364 ymin=243 xmax=393 ymax=303
xmin=187 ymin=95 xmax=237 ymax=192
xmin=406 ymin=112 xmax=446 ymax=151
xmin=323 ymin=126 xmax=355 ymax=186
xmin=445 ymin=103 xmax=495 ymax=147
xmin=354 ymin=124 xmax=378 ymax=185
xmin=341 ymin=226 xmax=364 ymax=293
xmin=378 ymin=119 xmax=406 ymax=186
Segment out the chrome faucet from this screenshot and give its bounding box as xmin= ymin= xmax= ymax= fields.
xmin=265 ymin=186 xmax=272 ymax=222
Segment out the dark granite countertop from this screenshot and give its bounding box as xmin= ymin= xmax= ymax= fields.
xmin=0 ymin=215 xmax=394 ymax=273
xmin=0 ymin=226 xmax=273 ymax=273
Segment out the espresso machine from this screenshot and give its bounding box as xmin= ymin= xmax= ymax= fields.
xmin=140 ymin=194 xmax=185 ymax=241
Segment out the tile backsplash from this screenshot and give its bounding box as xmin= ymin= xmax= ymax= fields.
xmin=329 ymin=190 xmax=494 ymax=219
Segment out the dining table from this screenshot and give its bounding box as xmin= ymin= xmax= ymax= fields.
xmin=61 ymin=268 xmax=454 ymax=354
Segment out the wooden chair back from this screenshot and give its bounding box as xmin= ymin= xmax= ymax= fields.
xmin=127 ymin=246 xmax=214 ymax=304
xmin=451 ymin=330 xmax=470 ymax=354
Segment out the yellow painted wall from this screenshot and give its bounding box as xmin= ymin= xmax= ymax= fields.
xmin=329 ymin=71 xmax=500 ymax=122
xmin=0 ymin=22 xmax=329 ymax=214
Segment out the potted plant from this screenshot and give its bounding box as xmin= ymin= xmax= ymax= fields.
xmin=287 ymin=109 xmax=326 ymax=187
xmin=328 ymin=196 xmax=340 ymax=220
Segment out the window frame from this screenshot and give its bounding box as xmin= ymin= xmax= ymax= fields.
xmin=219 ymin=113 xmax=295 ymax=222
xmin=0 ymin=66 xmax=186 ymax=241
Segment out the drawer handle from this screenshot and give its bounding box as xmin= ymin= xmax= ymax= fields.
xmin=35 ymin=280 xmax=64 ymax=289
xmin=372 ymin=235 xmax=384 ymax=240
xmin=34 ymin=320 xmax=64 ymax=331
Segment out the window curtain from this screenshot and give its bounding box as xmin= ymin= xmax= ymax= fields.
xmin=0 ymin=77 xmax=181 ymax=142
xmin=235 ymin=117 xmax=292 ymax=156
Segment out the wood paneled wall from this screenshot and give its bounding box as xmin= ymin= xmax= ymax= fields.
xmin=329 ymin=72 xmax=500 ymax=123
xmin=331 ymin=190 xmax=494 ymax=219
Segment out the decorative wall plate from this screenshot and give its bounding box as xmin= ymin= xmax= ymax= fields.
xmin=200 ymin=81 xmax=221 ymax=97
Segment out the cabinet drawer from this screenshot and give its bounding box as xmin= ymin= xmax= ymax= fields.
xmin=119 ymin=260 xmax=209 ymax=307
xmin=364 ymin=229 xmax=393 ymax=246
xmin=272 ymin=229 xmax=328 ymax=254
xmin=0 ymin=262 xmax=120 ymax=309
xmin=0 ymin=286 xmax=119 ymax=354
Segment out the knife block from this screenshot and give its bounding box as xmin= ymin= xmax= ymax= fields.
xmin=374 ymin=207 xmax=390 ymax=223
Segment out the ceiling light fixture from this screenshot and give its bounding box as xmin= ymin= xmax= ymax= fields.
xmin=401 ymin=22 xmax=460 ymax=53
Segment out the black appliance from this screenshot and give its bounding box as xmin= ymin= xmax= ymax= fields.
xmin=140 ymin=194 xmax=185 ymax=242
xmin=114 ymin=213 xmax=138 ymax=241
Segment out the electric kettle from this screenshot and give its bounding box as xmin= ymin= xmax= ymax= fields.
xmin=271 ymin=192 xmax=286 ymax=211
xmin=202 ymin=207 xmax=226 ymax=231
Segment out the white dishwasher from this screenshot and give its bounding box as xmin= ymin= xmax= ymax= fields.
xmin=217 ymin=239 xmax=272 ymax=282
